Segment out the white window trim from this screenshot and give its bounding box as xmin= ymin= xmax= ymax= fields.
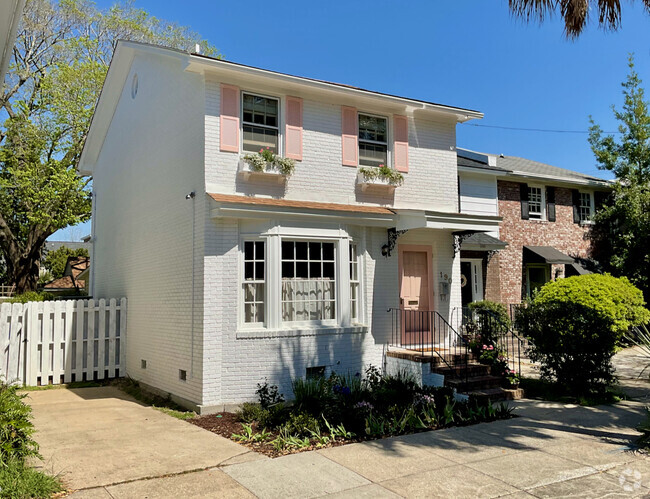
xmin=238 ymin=230 xmax=356 ymax=331
xmin=358 ymin=111 xmax=391 ymax=168
xmin=240 ymin=91 xmax=284 ymax=156
xmin=279 ymin=238 xmax=339 ymax=327
xmin=460 ymin=258 xmax=483 ymax=303
xmin=579 ymin=191 xmax=595 ymax=224
xmin=239 ymin=236 xmax=267 ymax=329
xmin=527 ymin=185 xmax=546 ymax=221
xmin=349 ymin=241 xmax=363 ymax=324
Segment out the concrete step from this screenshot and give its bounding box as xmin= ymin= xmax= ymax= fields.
xmin=468 ymin=387 xmax=525 ymax=404
xmin=446 ymin=374 xmax=504 ymax=392
xmin=433 ymin=363 xmax=491 ymax=378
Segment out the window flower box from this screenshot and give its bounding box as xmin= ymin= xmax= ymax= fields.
xmin=239 ymin=149 xmax=296 ymax=181
xmin=357 ymin=165 xmax=404 ymax=191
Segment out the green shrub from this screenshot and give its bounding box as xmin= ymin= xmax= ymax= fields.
xmin=291 ymin=376 xmax=330 ymax=415
xmin=519 ymin=300 xmax=618 ymax=395
xmin=533 ymin=274 xmax=650 ymax=338
xmin=256 ymin=379 xmax=284 ymax=409
xmin=235 ymin=402 xmax=265 ymax=423
xmin=0 ymin=380 xmax=40 ymax=465
xmin=0 ymin=457 xmax=62 ymax=499
xmin=280 ymin=412 xmax=321 ymax=437
xmin=8 ymin=291 xmax=55 ymax=304
xmin=468 ymin=300 xmax=512 ymax=329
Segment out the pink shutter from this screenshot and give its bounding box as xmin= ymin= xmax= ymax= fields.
xmin=394 ymin=115 xmax=409 ymax=172
xmin=341 ymin=106 xmax=358 ymax=167
xmin=220 ymin=84 xmax=239 ymax=152
xmin=285 ymin=96 xmax=303 ymax=160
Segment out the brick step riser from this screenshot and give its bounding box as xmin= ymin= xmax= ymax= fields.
xmin=433 ymin=365 xmax=491 ymax=378
xmin=469 ymin=388 xmax=525 ymax=403
xmin=446 ymin=379 xmax=504 ymax=392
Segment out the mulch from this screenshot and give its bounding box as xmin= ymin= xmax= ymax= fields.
xmin=188 ymin=412 xmax=353 ymax=458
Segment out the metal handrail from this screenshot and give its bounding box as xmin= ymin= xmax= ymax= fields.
xmin=459 ymin=307 xmax=526 ymax=377
xmin=387 ymin=308 xmax=469 ymax=384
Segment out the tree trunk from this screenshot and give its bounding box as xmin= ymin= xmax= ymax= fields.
xmin=11 ymin=253 xmax=41 ymax=293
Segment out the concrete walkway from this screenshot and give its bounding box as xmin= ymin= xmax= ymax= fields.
xmin=26 ymin=348 xmax=650 ymax=498
xmin=26 ymin=387 xmax=265 ymax=496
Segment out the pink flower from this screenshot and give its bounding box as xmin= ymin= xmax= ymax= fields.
xmin=488 ymin=345 xmax=494 ymax=350
xmin=259 ymin=149 xmax=263 ymax=153
xmin=482 ymin=344 xmax=488 ymax=350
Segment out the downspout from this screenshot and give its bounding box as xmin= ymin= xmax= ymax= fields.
xmin=186 ymin=191 xmax=196 ymax=378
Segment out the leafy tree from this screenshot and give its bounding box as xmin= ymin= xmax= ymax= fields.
xmin=509 ymin=0 xmax=650 ymax=38
xmin=42 ymin=245 xmax=88 ymax=279
xmin=589 ymin=56 xmax=650 ymax=185
xmin=0 ymin=0 xmax=219 ymax=293
xmin=588 ymin=56 xmax=650 ymax=301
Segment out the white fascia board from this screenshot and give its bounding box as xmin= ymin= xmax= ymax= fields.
xmin=507 ymin=171 xmax=612 ymax=188
xmin=0 ymin=0 xmax=25 ymax=87
xmin=457 ymin=148 xmax=498 ymax=167
xmin=458 ymin=166 xmax=509 ymax=177
xmin=396 ymin=209 xmax=501 ymax=232
xmin=210 ymin=205 xmax=396 ymax=227
xmin=183 ymin=55 xmax=483 ymax=123
xmin=77 ymin=44 xmax=137 ymax=175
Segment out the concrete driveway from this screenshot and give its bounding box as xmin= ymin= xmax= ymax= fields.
xmin=26 ymin=386 xmax=263 ymax=496
xmin=25 ymin=348 xmax=650 ymax=498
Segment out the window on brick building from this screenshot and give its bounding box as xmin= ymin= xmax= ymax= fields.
xmin=242 ymin=93 xmax=279 ymax=153
xmin=358 ymin=113 xmax=387 ymax=167
xmin=527 ymin=186 xmax=545 ymax=219
xmin=243 ymin=240 xmax=265 ymax=324
xmin=579 ymin=192 xmax=593 ymax=222
xmin=281 ymin=241 xmax=336 ymax=322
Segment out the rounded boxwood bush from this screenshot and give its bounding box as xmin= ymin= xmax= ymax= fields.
xmin=533 ymin=274 xmax=650 ymax=339
xmin=519 ymin=274 xmax=650 ymax=395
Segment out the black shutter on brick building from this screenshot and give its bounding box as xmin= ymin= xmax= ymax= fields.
xmin=546 ymin=187 xmax=556 ymax=222
xmin=520 ymin=183 xmax=529 ymax=220
xmin=572 ymin=189 xmax=580 ymax=223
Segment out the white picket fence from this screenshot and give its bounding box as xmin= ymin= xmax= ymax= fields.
xmin=0 ymin=298 xmax=126 ymax=386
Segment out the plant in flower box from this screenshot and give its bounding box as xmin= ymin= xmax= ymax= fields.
xmin=358 ymin=164 xmax=404 ymax=186
xmin=242 ymin=147 xmax=296 ymax=176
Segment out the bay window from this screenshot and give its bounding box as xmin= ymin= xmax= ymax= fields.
xmin=281 ymin=241 xmax=336 ymax=322
xmin=242 ymin=240 xmax=265 ymax=324
xmin=350 ymin=243 xmax=360 ymax=322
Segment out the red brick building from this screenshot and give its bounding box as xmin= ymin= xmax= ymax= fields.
xmin=457 ymin=149 xmax=611 ymax=307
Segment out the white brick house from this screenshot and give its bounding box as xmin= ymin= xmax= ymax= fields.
xmin=79 ymin=41 xmax=500 ymax=413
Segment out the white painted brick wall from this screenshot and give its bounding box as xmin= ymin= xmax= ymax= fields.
xmin=92 ymin=53 xmax=207 ymax=405
xmin=385 ymin=356 xmax=445 ymax=387
xmin=203 ymin=77 xmax=459 ymax=212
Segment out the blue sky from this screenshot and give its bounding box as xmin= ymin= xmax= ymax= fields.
xmin=53 ymin=0 xmax=650 ymax=240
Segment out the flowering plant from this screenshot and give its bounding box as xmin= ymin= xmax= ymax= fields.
xmin=503 ymin=368 xmax=521 ymax=387
xmin=359 ymin=164 xmax=404 ymax=186
xmin=242 ymin=146 xmax=296 ymax=176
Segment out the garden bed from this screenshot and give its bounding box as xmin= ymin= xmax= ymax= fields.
xmin=189 ymin=412 xmax=352 ymax=457
xmin=188 ymin=367 xmax=516 ymax=458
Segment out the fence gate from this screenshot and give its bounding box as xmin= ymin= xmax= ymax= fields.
xmin=0 ymin=298 xmax=126 ymax=386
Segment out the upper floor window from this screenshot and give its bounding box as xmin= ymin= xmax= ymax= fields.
xmin=281 ymin=241 xmax=336 ymax=322
xmin=528 ymin=186 xmax=545 ymax=219
xmin=579 ymin=192 xmax=593 ymax=222
xmin=242 ymin=93 xmax=279 ymax=153
xmin=358 ymin=114 xmax=387 ymax=167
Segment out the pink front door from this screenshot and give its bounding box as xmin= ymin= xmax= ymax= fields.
xmin=399 ymin=245 xmax=433 ymax=346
